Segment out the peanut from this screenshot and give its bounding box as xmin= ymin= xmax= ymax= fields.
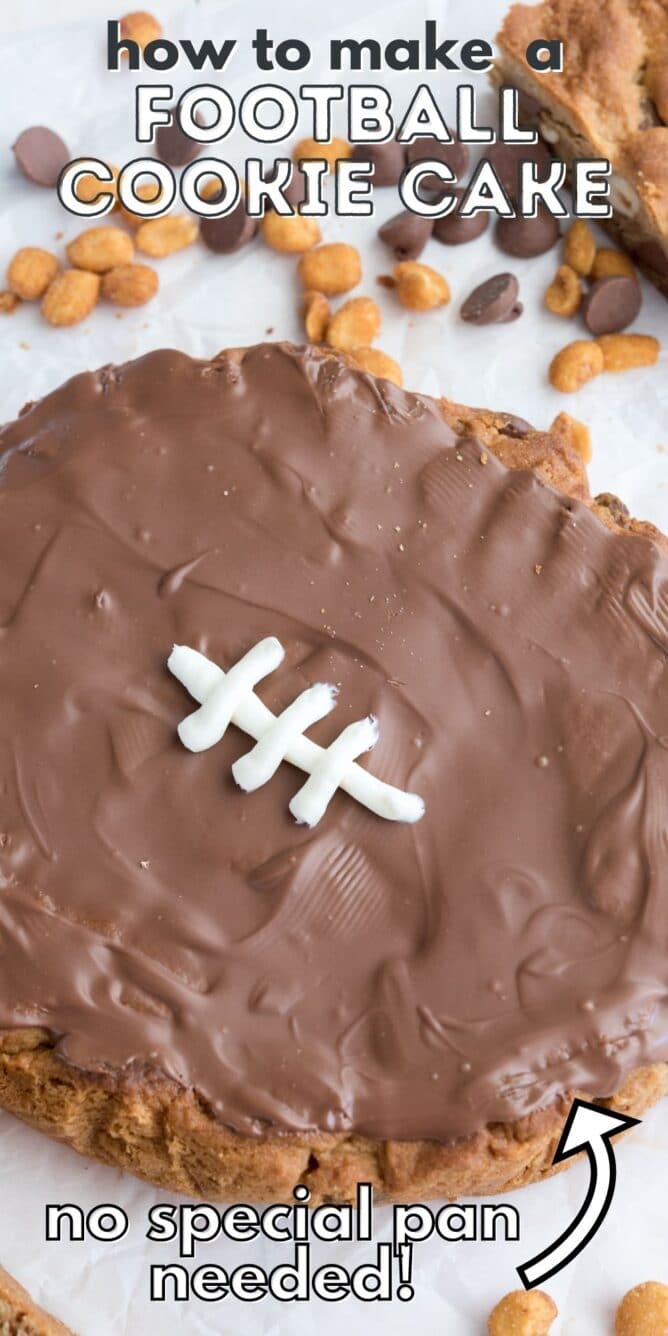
xmin=7 ymin=247 xmax=59 ymax=300
xmin=293 ymin=137 xmax=352 ymax=171
xmin=326 ymin=296 xmax=381 ymax=352
xmin=302 ymin=290 xmax=331 ymax=343
xmin=487 ymin=1289 xmax=557 ymax=1336
xmin=119 ymin=11 xmax=162 ymax=49
xmin=41 ymin=269 xmax=100 ymax=327
xmin=117 ymin=180 xmax=165 ymax=228
xmin=564 ymin=219 xmax=596 ymax=276
xmin=389 ymin=261 xmax=450 ymax=312
xmin=551 ymin=410 xmax=592 ymax=463
xmin=260 ymin=212 xmax=321 ymax=254
xmin=590 ymin=247 xmax=637 ymax=281
xmin=549 ymin=339 xmax=604 ymax=392
xmin=298 ymin=243 xmax=361 ymax=295
xmin=67 ymin=226 xmax=134 ymax=274
xmin=101 ymin=263 xmax=159 ymax=307
xmin=0 ymin=291 xmax=19 ymax=314
xmin=615 ymin=1281 xmax=668 ymax=1335
xmin=544 ymin=264 xmax=582 ymax=317
xmin=74 ymin=164 xmax=118 ymax=206
xmin=350 ymin=347 xmax=403 ymax=387
xmin=135 ymin=215 xmax=199 ymax=257
xmin=596 ymin=333 xmax=660 ymax=372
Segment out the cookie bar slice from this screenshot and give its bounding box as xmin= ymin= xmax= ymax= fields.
xmin=0 ymin=1267 xmax=74 ymax=1336
xmin=493 ymin=0 xmax=668 ymax=293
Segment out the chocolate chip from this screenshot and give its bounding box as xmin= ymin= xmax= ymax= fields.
xmin=201 ymin=199 xmax=257 ymax=254
xmin=500 ymin=413 xmax=533 ymax=437
xmin=495 ymin=208 xmax=560 ymax=258
xmin=350 ymin=140 xmax=406 ymax=187
xmin=582 ymin=275 xmax=642 ymax=334
xmin=12 ymin=126 xmax=70 ymax=187
xmin=460 ymin=272 xmax=522 ymax=325
xmin=155 ymin=110 xmax=204 ymax=167
xmin=433 ymin=189 xmax=489 ymax=246
xmin=482 ymin=138 xmax=554 ymax=204
xmin=406 ymin=133 xmax=469 ymax=185
xmin=378 ymin=211 xmax=434 ymax=261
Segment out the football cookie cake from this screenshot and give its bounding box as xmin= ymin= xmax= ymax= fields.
xmin=0 ymin=343 xmax=667 ymax=1204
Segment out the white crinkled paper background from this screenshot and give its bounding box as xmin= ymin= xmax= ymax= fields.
xmin=0 ymin=0 xmax=666 ymax=1332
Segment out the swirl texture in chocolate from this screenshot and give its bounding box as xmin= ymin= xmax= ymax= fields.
xmin=0 ymin=343 xmax=667 ymax=1142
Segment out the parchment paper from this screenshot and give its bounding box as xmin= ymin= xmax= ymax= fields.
xmin=0 ymin=1 xmax=666 ymax=1331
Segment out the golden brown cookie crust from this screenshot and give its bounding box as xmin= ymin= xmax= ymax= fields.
xmin=0 ymin=1265 xmax=74 ymax=1336
xmin=0 ymin=370 xmax=665 ymax=1205
xmin=494 ymin=0 xmax=668 ymax=289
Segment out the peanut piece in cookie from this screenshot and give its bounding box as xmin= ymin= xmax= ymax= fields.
xmin=596 ymin=333 xmax=660 ymax=372
xmin=42 ymin=269 xmax=100 ymax=326
xmin=350 ymin=346 xmax=403 ymax=387
xmin=7 ymin=247 xmax=59 ymax=300
xmin=326 ymin=296 xmax=381 ymax=351
xmin=135 ymin=215 xmax=199 ymax=257
xmin=564 ymin=219 xmax=596 ymax=276
xmin=544 ymin=264 xmax=582 ymax=317
xmin=487 ymin=1289 xmax=557 ymax=1336
xmin=298 ymin=243 xmax=361 ymax=295
xmin=615 ymin=1281 xmax=668 ymax=1335
xmin=549 ymin=339 xmax=605 ymax=392
xmin=102 ymin=263 xmax=159 ymax=307
xmin=386 ymin=261 xmax=451 ymax=311
xmin=260 ymin=212 xmax=321 ymax=254
xmin=551 ymin=410 xmax=592 ymax=463
xmin=302 ymin=290 xmax=331 ymax=343
xmin=67 ymin=226 xmax=134 ymax=273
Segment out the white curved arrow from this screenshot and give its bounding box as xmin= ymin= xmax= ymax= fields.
xmin=518 ymin=1099 xmax=641 ymax=1289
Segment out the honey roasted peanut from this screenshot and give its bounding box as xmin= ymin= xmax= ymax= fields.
xmin=298 ymin=243 xmax=361 ymax=296
xmin=387 ymin=261 xmax=451 ymax=312
xmin=326 ymin=296 xmax=381 ymax=351
xmin=596 ymin=333 xmax=660 ymax=372
xmin=350 ymin=346 xmax=403 ymax=387
xmin=293 ymin=137 xmax=352 ymax=171
xmin=0 ymin=291 xmax=20 ymax=314
xmin=302 ymin=290 xmax=331 ymax=343
xmin=544 ymin=264 xmax=582 ymax=317
xmin=7 ymin=247 xmax=59 ymax=300
xmin=73 ymin=164 xmax=119 ymax=207
xmin=260 ymin=212 xmax=321 ymax=254
xmin=549 ymin=339 xmax=605 ymax=392
xmin=590 ymin=247 xmax=637 ymax=281
xmin=117 ymin=180 xmax=165 ymax=228
xmin=564 ymin=219 xmax=596 ymax=276
xmin=101 ymin=263 xmax=159 ymax=307
xmin=42 ymin=269 xmax=101 ymax=326
xmin=135 ymin=215 xmax=199 ymax=257
xmin=119 ymin=11 xmax=162 ymax=49
xmin=615 ymin=1281 xmax=668 ymax=1335
xmin=67 ymin=226 xmax=134 ymax=274
xmin=487 ymin=1288 xmax=558 ymax=1336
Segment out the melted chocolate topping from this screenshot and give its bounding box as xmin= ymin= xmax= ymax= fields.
xmin=0 ymin=344 xmax=667 ymax=1142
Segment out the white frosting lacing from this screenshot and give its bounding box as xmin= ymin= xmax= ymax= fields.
xmin=168 ymin=637 xmax=425 ymax=827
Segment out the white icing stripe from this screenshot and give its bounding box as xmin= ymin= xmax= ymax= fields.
xmin=289 ymin=715 xmax=378 ymax=827
xmin=168 ymin=642 xmax=425 ymax=826
xmin=232 ymin=682 xmax=337 ymax=793
xmin=177 ymin=636 xmax=284 ymax=753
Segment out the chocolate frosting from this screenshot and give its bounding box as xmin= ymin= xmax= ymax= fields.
xmin=0 ymin=343 xmax=667 ymax=1142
